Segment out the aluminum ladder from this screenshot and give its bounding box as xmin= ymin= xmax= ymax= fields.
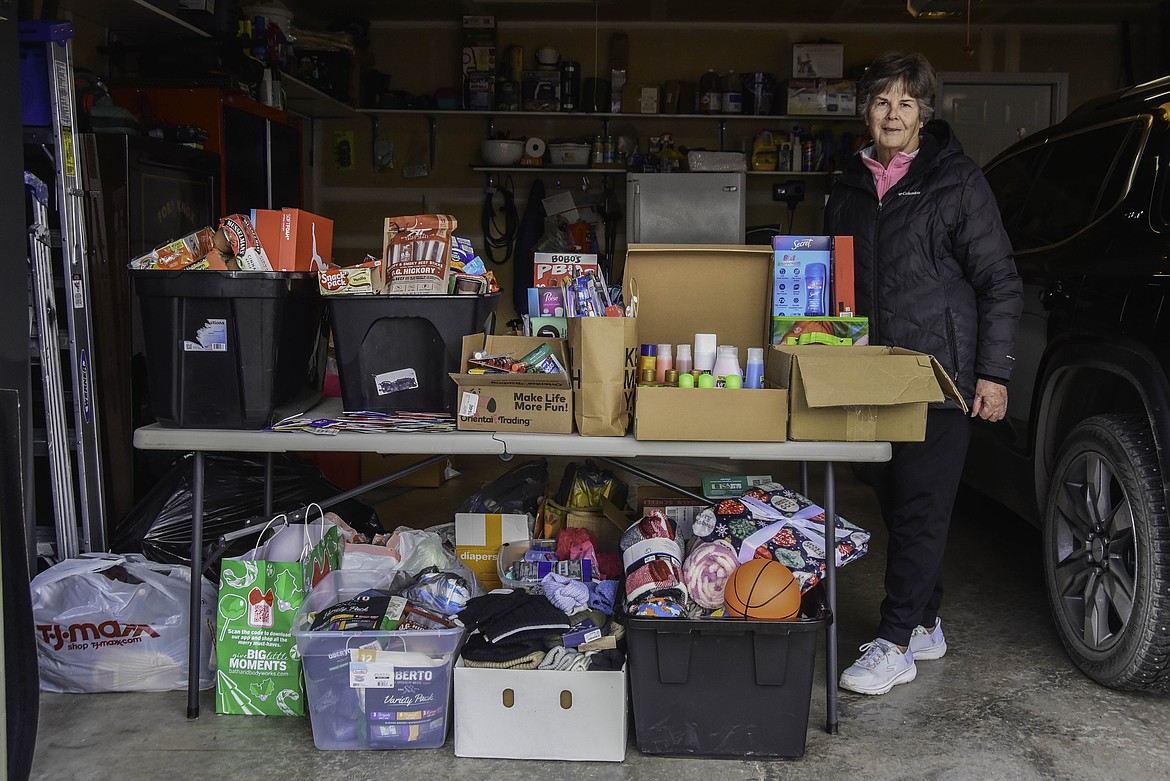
xmin=22 ymin=20 xmax=106 ymax=557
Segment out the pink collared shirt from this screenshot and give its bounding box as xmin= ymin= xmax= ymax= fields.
xmin=861 ymin=145 xmax=919 ymax=200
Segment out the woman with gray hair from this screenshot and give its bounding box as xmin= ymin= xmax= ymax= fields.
xmin=826 ymin=52 xmax=1022 ymax=695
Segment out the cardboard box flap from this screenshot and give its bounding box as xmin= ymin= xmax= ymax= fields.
xmin=797 ymin=353 xmax=945 ymax=408
xmin=622 ymin=244 xmax=774 ymax=350
xmin=929 ymin=354 xmax=968 ymax=413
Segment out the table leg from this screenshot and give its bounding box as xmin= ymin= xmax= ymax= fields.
xmin=824 ymin=462 xmax=839 ymax=734
xmin=188 ymin=450 xmax=205 ymax=719
xmin=263 ymin=452 xmax=273 ymax=519
xmin=800 ymin=461 xmax=809 ymax=497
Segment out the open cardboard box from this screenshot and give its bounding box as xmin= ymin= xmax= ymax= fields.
xmin=449 ymin=334 xmax=574 ymax=433
xmin=454 ymin=661 xmax=628 ymax=761
xmin=623 ymin=244 xmax=787 ymax=441
xmin=766 ymin=344 xmax=965 ymax=441
xmin=251 ymin=208 xmax=333 ymax=272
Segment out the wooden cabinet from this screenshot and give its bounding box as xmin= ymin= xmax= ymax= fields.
xmin=111 ymin=87 xmax=304 ymax=214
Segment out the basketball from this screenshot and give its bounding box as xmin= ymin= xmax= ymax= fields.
xmin=723 ymin=559 xmax=801 ymax=620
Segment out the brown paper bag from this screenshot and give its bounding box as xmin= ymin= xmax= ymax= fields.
xmin=567 ymin=317 xmax=638 ymax=437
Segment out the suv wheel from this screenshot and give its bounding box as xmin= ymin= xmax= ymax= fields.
xmin=1044 ymin=413 xmax=1170 ymax=689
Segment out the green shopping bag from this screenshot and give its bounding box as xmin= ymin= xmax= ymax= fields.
xmin=215 ymin=513 xmax=340 ymax=716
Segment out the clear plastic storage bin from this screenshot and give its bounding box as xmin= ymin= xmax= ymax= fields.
xmin=293 ymin=571 xmax=465 ymax=750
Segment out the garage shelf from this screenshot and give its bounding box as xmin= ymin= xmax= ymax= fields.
xmin=58 ymin=0 xmax=209 ymax=39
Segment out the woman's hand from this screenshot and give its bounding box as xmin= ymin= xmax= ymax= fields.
xmin=971 ymin=379 xmax=1008 ymax=422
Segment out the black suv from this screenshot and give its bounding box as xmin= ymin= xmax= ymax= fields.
xmin=968 ymin=77 xmax=1170 ymax=690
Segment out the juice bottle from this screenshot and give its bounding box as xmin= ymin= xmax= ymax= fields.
xmin=699 ymin=70 xmax=722 ymax=114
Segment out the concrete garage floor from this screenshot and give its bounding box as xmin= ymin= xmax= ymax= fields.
xmin=30 ymin=455 xmax=1170 ymax=780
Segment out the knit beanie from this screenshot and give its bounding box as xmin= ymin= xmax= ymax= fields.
xmin=538 ymin=645 xmax=589 ymax=671
xmin=569 ymin=608 xmax=609 ymax=634
xmin=540 ymin=572 xmax=591 ymax=614
xmin=458 ymin=590 xmax=531 ymax=632
xmin=461 ymin=590 xmax=571 ymax=645
xmin=460 ymin=632 xmax=545 ymax=663
xmin=586 ymin=648 xmax=626 ymax=672
xmin=462 ymin=649 xmax=547 ymax=670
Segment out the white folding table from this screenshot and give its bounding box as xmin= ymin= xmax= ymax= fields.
xmin=134 ymin=397 xmax=890 ymax=731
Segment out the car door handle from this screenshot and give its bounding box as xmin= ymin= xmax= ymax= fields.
xmin=1039 ymin=282 xmax=1070 ymax=311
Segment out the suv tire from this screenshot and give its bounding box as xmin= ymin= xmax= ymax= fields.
xmin=1044 ymin=413 xmax=1170 ymax=689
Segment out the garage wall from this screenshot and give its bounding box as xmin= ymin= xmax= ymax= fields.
xmin=313 ymin=21 xmax=1133 ymax=322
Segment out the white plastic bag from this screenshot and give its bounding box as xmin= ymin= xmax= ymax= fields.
xmin=31 ymin=554 xmax=217 ymax=693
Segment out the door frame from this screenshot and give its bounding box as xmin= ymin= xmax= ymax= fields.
xmin=937 ymin=71 xmax=1069 ymax=136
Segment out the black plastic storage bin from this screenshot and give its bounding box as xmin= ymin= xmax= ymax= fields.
xmin=327 ymin=293 xmax=498 ymax=415
xmin=132 ymin=270 xmax=325 ymax=429
xmin=627 ymin=607 xmax=831 ymax=758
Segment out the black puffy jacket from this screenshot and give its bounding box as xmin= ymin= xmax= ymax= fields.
xmin=824 ymin=119 xmax=1023 ymax=408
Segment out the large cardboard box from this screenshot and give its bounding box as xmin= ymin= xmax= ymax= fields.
xmin=450 ymin=334 xmax=574 ymax=433
xmin=766 ymin=344 xmax=965 ymax=441
xmin=634 ymin=386 xmax=787 ymax=441
xmin=454 ymin=661 xmax=627 ymax=761
xmin=454 ymin=512 xmax=529 ymax=590
xmin=623 ymin=245 xmax=787 ymax=441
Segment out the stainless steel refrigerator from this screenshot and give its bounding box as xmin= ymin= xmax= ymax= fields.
xmin=625 ymin=172 xmax=747 ymax=244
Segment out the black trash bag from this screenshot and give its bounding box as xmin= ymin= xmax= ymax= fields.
xmin=456 ymin=458 xmax=548 ymax=517
xmin=114 ymin=453 xmax=382 ymax=575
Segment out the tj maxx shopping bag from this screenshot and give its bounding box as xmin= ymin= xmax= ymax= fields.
xmin=216 ymin=514 xmax=340 ymax=716
xmin=31 ymin=554 xmax=216 ymax=693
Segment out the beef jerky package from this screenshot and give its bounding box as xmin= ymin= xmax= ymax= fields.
xmin=382 ymin=214 xmax=458 ymax=294
xmin=218 ymin=214 xmax=273 ymax=271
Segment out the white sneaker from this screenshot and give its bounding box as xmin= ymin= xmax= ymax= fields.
xmin=910 ymin=618 xmax=948 ymax=660
xmin=839 ymin=638 xmax=917 ymax=695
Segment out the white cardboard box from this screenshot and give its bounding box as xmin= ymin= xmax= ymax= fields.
xmin=453 ymin=660 xmax=628 ymax=761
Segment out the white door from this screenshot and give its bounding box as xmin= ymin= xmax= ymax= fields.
xmin=938 ymin=73 xmax=1068 ymax=165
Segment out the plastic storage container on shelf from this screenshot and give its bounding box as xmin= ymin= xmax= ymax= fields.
xmin=327 ymin=293 xmax=498 ymax=415
xmin=292 ymin=570 xmax=466 ymax=751
xmin=131 ymin=269 xmax=325 ymax=429
xmin=626 ymin=594 xmax=831 ymax=758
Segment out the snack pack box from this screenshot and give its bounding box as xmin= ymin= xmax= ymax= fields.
xmin=319 ymin=260 xmax=387 ymax=296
